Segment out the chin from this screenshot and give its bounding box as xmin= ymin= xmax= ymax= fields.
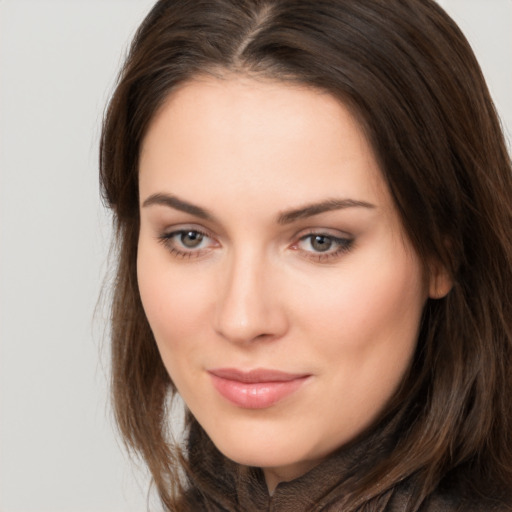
xmin=222 ymin=445 xmax=291 ymax=468
xmin=205 ymin=423 xmax=324 ymax=471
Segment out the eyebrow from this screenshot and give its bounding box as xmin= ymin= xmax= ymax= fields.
xmin=142 ymin=193 xmax=214 ymax=220
xmin=277 ymin=198 xmax=375 ymax=224
xmin=142 ymin=193 xmax=375 ymax=224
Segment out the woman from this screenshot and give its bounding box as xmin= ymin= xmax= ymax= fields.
xmin=100 ymin=0 xmax=512 ymax=510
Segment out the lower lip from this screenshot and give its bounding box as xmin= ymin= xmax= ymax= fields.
xmin=209 ymin=374 xmax=309 ymax=409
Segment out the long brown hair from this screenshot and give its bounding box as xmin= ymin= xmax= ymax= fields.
xmin=100 ymin=0 xmax=512 ymax=509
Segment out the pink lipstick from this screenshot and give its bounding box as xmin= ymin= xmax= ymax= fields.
xmin=208 ymin=368 xmax=310 ymax=409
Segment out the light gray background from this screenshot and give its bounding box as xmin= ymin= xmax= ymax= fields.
xmin=0 ymin=1 xmax=510 ymax=511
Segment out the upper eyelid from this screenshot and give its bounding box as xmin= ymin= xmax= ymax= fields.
xmin=157 ymin=229 xmax=217 ymax=257
xmin=161 ymin=224 xmax=215 ymax=238
xmin=162 ymin=228 xmax=215 ymax=244
xmin=295 ymin=233 xmax=353 ymax=249
xmin=157 ymin=225 xmax=354 ymax=245
xmin=149 ymin=208 xmax=355 ymax=235
xmin=295 ymin=226 xmax=354 ymax=239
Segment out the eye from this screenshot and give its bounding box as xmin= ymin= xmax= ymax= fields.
xmin=177 ymin=230 xmax=206 ymax=248
xmin=158 ymin=228 xmax=217 ymax=258
xmin=303 ymin=234 xmax=335 ymax=252
xmin=294 ymin=232 xmax=354 ymax=262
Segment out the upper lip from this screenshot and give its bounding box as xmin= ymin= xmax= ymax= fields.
xmin=208 ymin=368 xmax=310 ymax=383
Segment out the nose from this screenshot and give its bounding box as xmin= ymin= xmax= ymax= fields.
xmin=214 ymin=249 xmax=289 ymax=344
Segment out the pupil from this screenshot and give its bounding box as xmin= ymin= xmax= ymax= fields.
xmin=181 ymin=231 xmax=203 ymax=248
xmin=312 ymin=235 xmax=332 ymax=252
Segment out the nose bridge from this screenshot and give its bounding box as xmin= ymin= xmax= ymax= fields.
xmin=214 ymin=245 xmax=286 ymax=343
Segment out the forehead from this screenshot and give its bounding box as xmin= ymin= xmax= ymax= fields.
xmin=139 ymin=75 xmax=388 ymax=211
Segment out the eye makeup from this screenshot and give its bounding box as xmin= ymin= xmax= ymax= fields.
xmin=294 ymin=232 xmax=354 ymax=263
xmin=156 ymin=225 xmax=354 ymax=264
xmin=157 ymin=228 xmax=217 ymax=259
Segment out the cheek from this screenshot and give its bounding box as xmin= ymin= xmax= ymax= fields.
xmin=136 ymin=244 xmax=213 ymax=357
xmin=291 ymin=254 xmax=425 ymax=431
xmin=293 ymin=248 xmax=426 ymax=367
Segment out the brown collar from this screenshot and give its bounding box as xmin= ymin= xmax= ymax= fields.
xmin=234 ymin=413 xmax=402 ymax=511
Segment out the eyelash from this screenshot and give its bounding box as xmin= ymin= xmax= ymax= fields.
xmin=157 ymin=228 xmax=214 ymax=259
xmin=157 ymin=229 xmax=354 ymax=262
xmin=294 ymin=231 xmax=354 ymax=262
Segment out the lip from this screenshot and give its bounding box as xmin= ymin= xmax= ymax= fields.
xmin=208 ymin=368 xmax=310 ymax=409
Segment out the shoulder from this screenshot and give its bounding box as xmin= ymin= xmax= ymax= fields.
xmin=177 ymin=489 xmax=232 ymax=512
xmin=419 ymin=489 xmax=512 ymax=512
xmin=386 ymin=475 xmax=512 ymax=512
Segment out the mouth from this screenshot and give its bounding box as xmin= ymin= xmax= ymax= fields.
xmin=208 ymin=368 xmax=311 ymax=409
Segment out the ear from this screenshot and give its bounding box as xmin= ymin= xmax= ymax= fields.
xmin=428 ymin=261 xmax=453 ymax=299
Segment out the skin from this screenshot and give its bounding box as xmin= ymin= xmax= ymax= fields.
xmin=137 ymin=76 xmax=449 ymax=493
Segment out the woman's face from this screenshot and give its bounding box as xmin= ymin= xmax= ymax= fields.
xmin=137 ymin=76 xmax=439 ymax=490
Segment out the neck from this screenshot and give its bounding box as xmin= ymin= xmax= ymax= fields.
xmin=263 ymin=458 xmax=324 ymax=494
